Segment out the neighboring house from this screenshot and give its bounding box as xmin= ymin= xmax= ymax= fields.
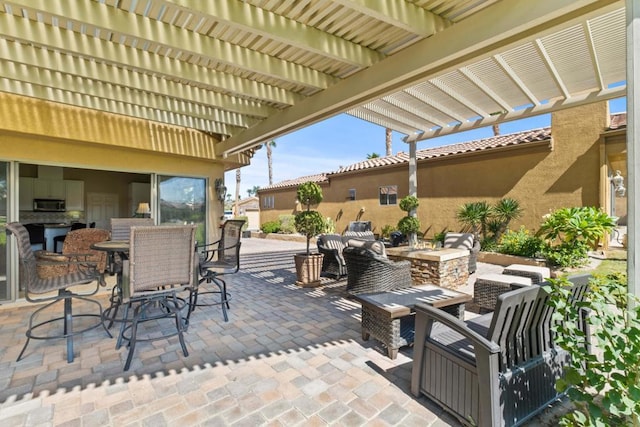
xmin=258 ymin=102 xmax=627 ymax=240
xmin=233 ymin=197 xmax=260 ymax=231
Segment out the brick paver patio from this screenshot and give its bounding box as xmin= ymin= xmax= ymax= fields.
xmin=0 ymin=238 xmax=566 ymax=426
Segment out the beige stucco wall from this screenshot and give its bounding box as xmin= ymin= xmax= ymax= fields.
xmin=0 ymin=92 xmax=242 ymax=242
xmin=260 ymin=102 xmax=610 ymax=239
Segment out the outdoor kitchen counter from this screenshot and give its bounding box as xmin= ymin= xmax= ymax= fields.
xmin=386 ymin=247 xmax=469 ymax=289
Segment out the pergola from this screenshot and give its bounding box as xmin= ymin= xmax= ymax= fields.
xmin=0 ymin=0 xmax=637 ymax=296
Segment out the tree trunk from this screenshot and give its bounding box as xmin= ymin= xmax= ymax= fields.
xmin=234 ymin=168 xmax=240 ymax=216
xmin=385 ymin=128 xmax=392 ymax=156
xmin=267 ymin=143 xmax=273 ymax=185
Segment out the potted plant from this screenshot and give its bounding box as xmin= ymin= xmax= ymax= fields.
xmin=293 ymin=181 xmax=325 ymax=287
xmin=397 ymin=195 xmax=421 ymax=247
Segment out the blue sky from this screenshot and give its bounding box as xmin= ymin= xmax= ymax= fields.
xmin=226 ymin=97 xmax=627 ymax=199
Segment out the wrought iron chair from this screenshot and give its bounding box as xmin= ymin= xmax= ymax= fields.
xmin=117 ymin=225 xmax=197 ymax=371
xmin=190 ymin=219 xmax=244 ymax=322
xmin=6 ymin=222 xmax=111 ymax=363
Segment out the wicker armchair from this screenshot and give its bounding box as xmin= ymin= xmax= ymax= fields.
xmin=37 ymin=228 xmax=110 ymax=280
xmin=316 ymin=234 xmax=347 ymax=279
xmin=343 ymin=246 xmax=411 ymax=295
xmin=443 ymin=232 xmax=480 ymax=274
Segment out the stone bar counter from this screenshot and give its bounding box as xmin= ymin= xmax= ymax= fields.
xmin=386 ymin=247 xmax=469 ymax=289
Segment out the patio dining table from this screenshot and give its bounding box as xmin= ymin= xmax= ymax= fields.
xmin=90 ymin=240 xmax=129 ymax=329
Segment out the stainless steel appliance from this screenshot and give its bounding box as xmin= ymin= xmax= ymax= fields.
xmin=33 ymin=199 xmax=66 ymax=212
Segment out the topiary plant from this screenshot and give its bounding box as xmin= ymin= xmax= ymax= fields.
xmin=398 ymin=195 xmax=421 ymax=246
xmin=294 ymin=181 xmax=325 ymax=256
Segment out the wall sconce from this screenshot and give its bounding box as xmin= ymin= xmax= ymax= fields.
xmin=136 ymin=202 xmax=151 ymax=218
xmin=611 ymin=170 xmax=626 ymax=197
xmin=215 ymin=178 xmax=227 ymax=202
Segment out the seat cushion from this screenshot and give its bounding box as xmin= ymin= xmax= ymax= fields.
xmin=443 ymin=233 xmax=474 ymax=250
xmin=345 ymin=238 xmax=386 ymax=257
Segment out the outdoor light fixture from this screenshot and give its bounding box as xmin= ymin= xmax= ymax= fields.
xmin=136 ymin=202 xmax=151 ymax=218
xmin=611 ymin=170 xmax=626 ymax=197
xmin=215 ymin=178 xmax=227 ymax=202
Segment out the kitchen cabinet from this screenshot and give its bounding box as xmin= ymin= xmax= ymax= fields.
xmin=19 ymin=177 xmax=35 ymax=210
xmin=65 ymin=180 xmax=85 ymax=211
xmin=33 ymin=179 xmax=65 ymax=199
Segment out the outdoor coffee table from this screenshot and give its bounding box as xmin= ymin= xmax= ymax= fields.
xmin=352 ymin=285 xmax=472 ymax=359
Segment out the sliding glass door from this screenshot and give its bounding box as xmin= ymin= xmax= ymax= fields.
xmin=157 ymin=175 xmax=206 ymax=244
xmin=0 ymin=162 xmax=7 ymax=301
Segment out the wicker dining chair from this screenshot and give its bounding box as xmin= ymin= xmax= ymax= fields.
xmin=109 ymin=217 xmax=154 ymax=241
xmin=6 ymin=222 xmax=111 ymax=363
xmin=190 ymin=219 xmax=244 ymax=322
xmin=117 ymin=225 xmax=197 ymax=371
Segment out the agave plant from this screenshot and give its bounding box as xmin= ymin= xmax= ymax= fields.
xmin=456 ymin=201 xmax=491 ymax=239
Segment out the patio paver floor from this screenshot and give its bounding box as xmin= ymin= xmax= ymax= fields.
xmin=0 ymin=238 xmax=566 ymax=426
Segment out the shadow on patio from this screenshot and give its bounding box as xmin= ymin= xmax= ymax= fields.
xmin=0 ymin=243 xmax=465 ymax=426
xmin=0 ymin=240 xmax=567 ymax=425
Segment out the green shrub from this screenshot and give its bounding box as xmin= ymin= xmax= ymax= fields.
xmin=261 ymin=220 xmax=281 ymax=234
xmin=397 ymin=216 xmax=420 ymax=236
xmin=431 ymin=229 xmax=448 ymax=246
xmin=537 ymin=207 xmax=616 ymax=267
xmin=278 ymin=214 xmax=296 ymax=234
xmin=295 ymin=181 xmax=324 ymax=256
xmin=323 ymin=216 xmax=336 ymax=234
xmin=541 ymin=241 xmax=590 ymax=268
xmin=546 ymin=274 xmax=640 ymax=426
xmin=399 ymin=195 xmax=419 ymax=213
xmin=380 ymin=224 xmax=394 ymax=239
xmin=498 ymin=226 xmax=543 ymax=258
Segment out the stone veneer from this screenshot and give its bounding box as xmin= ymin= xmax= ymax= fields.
xmin=386 ymin=247 xmax=470 ymax=290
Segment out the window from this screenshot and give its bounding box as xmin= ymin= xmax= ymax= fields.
xmin=158 ymin=176 xmax=206 ymax=243
xmin=348 ymin=188 xmax=356 ymax=201
xmin=379 ymin=185 xmax=397 ymax=205
xmin=262 ymin=195 xmax=274 ymax=209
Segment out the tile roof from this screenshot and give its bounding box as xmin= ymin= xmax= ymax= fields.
xmin=608 ymin=112 xmax=627 ymax=130
xmin=262 ymin=112 xmax=624 ymax=191
xmin=333 ymin=127 xmax=552 ymax=174
xmin=259 ymin=173 xmax=328 ymax=191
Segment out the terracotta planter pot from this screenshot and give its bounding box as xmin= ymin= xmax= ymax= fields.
xmin=294 ymin=253 xmax=324 ymax=287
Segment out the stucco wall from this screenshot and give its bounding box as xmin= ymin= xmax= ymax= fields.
xmin=260 ymin=102 xmax=609 ymax=239
xmin=0 ymin=92 xmax=234 ymax=242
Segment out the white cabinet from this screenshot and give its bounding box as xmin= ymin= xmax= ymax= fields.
xmin=33 ymin=179 xmax=65 ymax=199
xmin=65 ymin=180 xmax=85 ymax=211
xmin=19 ymin=177 xmax=35 ymax=210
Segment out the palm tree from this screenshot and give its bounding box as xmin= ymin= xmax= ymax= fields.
xmin=234 ymin=168 xmax=240 ymax=215
xmin=491 ymin=198 xmax=522 ymax=241
xmin=264 ymin=140 xmax=277 ymax=185
xmin=456 ymin=201 xmax=492 ymax=240
xmin=385 ymin=128 xmax=392 ymax=156
xmin=247 ymin=185 xmax=261 ymax=197
xmin=366 ymin=152 xmax=380 ymax=159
